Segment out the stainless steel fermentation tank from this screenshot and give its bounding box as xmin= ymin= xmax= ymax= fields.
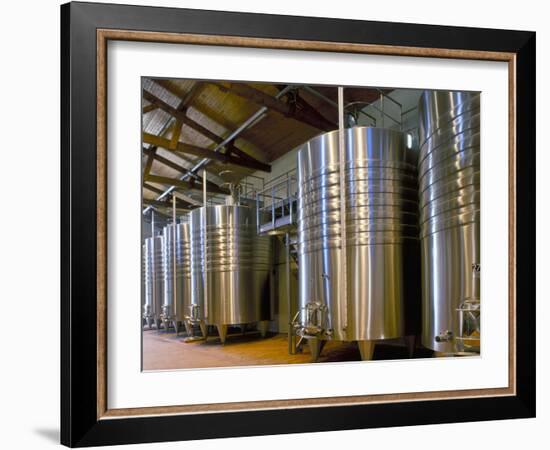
xmin=189 ymin=205 xmax=272 ymax=344
xmin=296 ymin=127 xmax=420 ymax=361
xmin=161 ymin=223 xmax=192 ymax=334
xmin=418 ymin=91 xmax=480 ymax=354
xmin=143 ymin=236 xmax=164 ymax=329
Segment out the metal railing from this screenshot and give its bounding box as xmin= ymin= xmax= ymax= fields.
xmin=255 ymin=169 xmax=297 ymax=235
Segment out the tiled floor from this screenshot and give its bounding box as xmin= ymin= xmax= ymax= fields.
xmin=142 ymin=328 xmax=431 ymax=370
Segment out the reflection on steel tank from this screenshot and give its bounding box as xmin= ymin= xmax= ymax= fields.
xmin=295 ymin=126 xmax=420 ymax=361
xmin=189 ymin=205 xmax=272 ymax=344
xmin=161 ymin=222 xmax=192 ymax=335
xmin=418 ymin=91 xmax=480 ymax=355
xmin=143 ymin=236 xmax=164 ymax=329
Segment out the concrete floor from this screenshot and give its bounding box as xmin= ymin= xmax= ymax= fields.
xmin=142 ymin=328 xmax=432 ymax=370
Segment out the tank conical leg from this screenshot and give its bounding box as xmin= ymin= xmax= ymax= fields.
xmin=357 ymin=340 xmax=375 ymax=361
xmin=296 ymin=336 xmax=305 ymax=353
xmin=199 ymin=321 xmax=207 ymax=339
xmin=258 ymin=321 xmax=268 ymax=338
xmin=184 ymin=320 xmax=192 ymax=336
xmin=156 ymin=319 xmax=162 ymax=331
xmin=308 ymin=338 xmax=324 ymax=362
xmin=217 ymin=324 xmax=228 ymax=344
xmin=405 ymin=335 xmax=416 ymax=358
xmin=173 ymin=321 xmax=179 ymax=335
xmin=146 ymin=317 xmax=153 ymax=330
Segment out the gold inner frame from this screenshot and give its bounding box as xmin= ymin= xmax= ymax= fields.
xmin=96 ymin=29 xmax=517 ymax=420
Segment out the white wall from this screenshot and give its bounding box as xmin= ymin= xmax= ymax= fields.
xmin=0 ymin=1 xmax=547 ymax=449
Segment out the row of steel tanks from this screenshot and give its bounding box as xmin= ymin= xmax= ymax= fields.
xmin=294 ymin=126 xmax=421 ymax=361
xmin=143 ymin=204 xmax=272 ymax=344
xmin=142 ymin=226 xmax=191 ymax=332
xmin=142 ymin=89 xmax=480 ymax=357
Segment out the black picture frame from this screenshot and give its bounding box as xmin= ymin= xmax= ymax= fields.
xmin=61 ymin=1 xmax=535 ymax=447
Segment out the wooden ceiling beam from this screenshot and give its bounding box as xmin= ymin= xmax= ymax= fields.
xmin=225 ymin=141 xmax=259 ymax=162
xmin=213 ymin=82 xmax=334 ymax=132
xmin=143 ymin=198 xmax=191 ymax=210
xmin=153 ymin=121 xmax=212 ymax=169
xmin=169 ymin=118 xmax=184 ymax=149
xmin=144 ymin=81 xmax=217 ymax=187
xmin=142 ymin=103 xmax=159 ymax=114
xmin=143 ymin=183 xmax=165 ymax=195
xmin=145 ymin=174 xmax=207 ymax=193
xmin=155 ymin=79 xmax=204 ymax=105
xmin=144 ymin=132 xmax=226 ymax=161
xmin=143 ymin=146 xmax=188 ymax=172
xmin=145 ymin=86 xmax=271 ymax=172
xmin=143 ymin=89 xmax=205 ymax=133
xmin=143 ymin=148 xmax=156 ymax=178
xmin=289 ymin=87 xmax=338 ymax=128
xmin=153 ymin=81 xmax=229 ymax=144
xmin=142 ymin=131 xmax=269 ymax=172
xmin=142 ymin=147 xmax=229 ymax=195
xmin=273 ymin=84 xmax=339 ymax=129
xmin=145 ymin=170 xmax=228 ymax=196
xmin=148 ymin=147 xmax=219 ymax=178
xmin=143 ymin=185 xmax=196 ymax=210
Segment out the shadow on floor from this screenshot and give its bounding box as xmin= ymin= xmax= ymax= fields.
xmin=34 ymin=428 xmax=59 ymax=444
xmin=308 ymin=341 xmax=434 ymax=363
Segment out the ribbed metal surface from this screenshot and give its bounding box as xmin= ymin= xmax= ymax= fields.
xmin=418 ymin=91 xmax=480 ymax=353
xmin=143 ymin=236 xmax=164 ymax=325
xmin=162 ymin=223 xmax=192 ymax=324
xmin=190 ymin=205 xmax=271 ymax=326
xmin=141 ymin=244 xmax=146 ymax=323
xmin=297 ymin=127 xmax=419 ymax=342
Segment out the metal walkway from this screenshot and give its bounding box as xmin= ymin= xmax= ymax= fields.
xmin=255 ymin=169 xmax=297 ymax=236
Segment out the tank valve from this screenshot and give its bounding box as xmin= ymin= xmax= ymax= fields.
xmin=185 ymin=304 xmax=202 ymax=323
xmin=435 ymin=331 xmax=453 ymax=342
xmin=160 ymin=305 xmax=173 ymax=321
xmin=291 ymin=301 xmax=330 ymax=339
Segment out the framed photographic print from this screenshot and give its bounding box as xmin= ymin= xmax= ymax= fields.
xmin=61 ymin=1 xmax=536 ymax=447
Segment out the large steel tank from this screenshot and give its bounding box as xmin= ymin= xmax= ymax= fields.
xmin=143 ymin=236 xmax=164 ymax=329
xmin=189 ymin=205 xmax=271 ymax=343
xmin=161 ymin=222 xmax=191 ymax=334
xmin=418 ymin=91 xmax=480 ymax=354
xmin=296 ymin=127 xmax=420 ymax=361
